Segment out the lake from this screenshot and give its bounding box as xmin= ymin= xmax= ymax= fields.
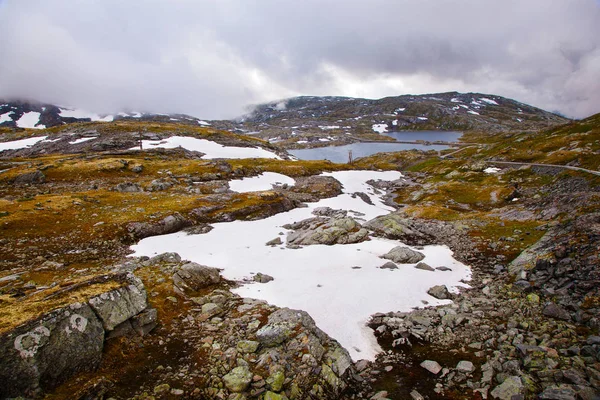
xmin=289 ymin=142 xmax=450 ymax=163
xmin=290 ymin=130 xmax=462 ymax=163
xmin=384 ymin=130 xmax=462 ymax=142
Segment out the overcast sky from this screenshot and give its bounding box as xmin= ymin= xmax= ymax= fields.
xmin=0 ymin=0 xmax=599 ymax=119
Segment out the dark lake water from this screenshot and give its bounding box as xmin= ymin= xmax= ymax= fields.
xmin=289 ymin=142 xmax=450 ymax=163
xmin=290 ymin=131 xmax=462 ymax=163
xmin=384 ymin=130 xmax=462 ymax=142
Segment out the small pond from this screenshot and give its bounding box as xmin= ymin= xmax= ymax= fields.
xmin=384 ymin=130 xmax=462 ymax=142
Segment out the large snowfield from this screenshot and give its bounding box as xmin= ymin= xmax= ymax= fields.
xmin=130 ymin=136 xmax=281 ymax=159
xmin=131 ymin=170 xmax=471 ymax=361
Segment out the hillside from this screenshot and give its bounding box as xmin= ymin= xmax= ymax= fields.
xmin=209 ymin=92 xmax=570 ymax=148
xmin=0 ymin=112 xmax=598 ymax=399
xmin=0 ymin=100 xmax=212 ymax=130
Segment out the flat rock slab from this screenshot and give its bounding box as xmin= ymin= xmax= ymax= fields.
xmin=381 ymin=246 xmax=425 ymax=264
xmin=420 ymin=360 xmax=442 ymax=375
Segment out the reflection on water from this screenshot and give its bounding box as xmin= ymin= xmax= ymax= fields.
xmin=289 ymin=142 xmax=450 ymax=163
xmin=290 ymin=131 xmax=462 ymax=163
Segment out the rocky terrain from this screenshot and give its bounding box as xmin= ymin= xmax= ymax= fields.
xmin=209 ymin=92 xmax=570 ymax=148
xmin=0 ymin=109 xmax=598 ymax=399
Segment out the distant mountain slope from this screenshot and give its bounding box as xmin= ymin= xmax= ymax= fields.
xmin=0 ymin=100 xmax=212 ymax=129
xmin=207 ymin=92 xmax=571 ymax=148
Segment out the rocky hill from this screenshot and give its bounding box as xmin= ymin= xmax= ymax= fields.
xmin=209 ymin=92 xmax=570 ymax=148
xmin=0 ymin=99 xmax=212 ymax=130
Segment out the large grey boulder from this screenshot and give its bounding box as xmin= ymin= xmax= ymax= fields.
xmin=115 ymin=182 xmax=143 ymax=192
xmin=364 ymin=213 xmax=433 ymax=242
xmin=13 ymin=170 xmax=46 ymax=185
xmin=173 ymin=262 xmax=221 ymax=293
xmin=285 ymin=216 xmax=369 ymax=246
xmin=127 ymin=212 xmax=192 ymax=240
xmin=490 ymin=376 xmax=524 ymax=400
xmin=0 ymin=303 xmax=104 ymax=398
xmin=381 ymin=246 xmax=425 ymax=264
xmin=427 ymin=285 xmax=452 ymax=300
xmin=88 ymin=273 xmax=148 ymax=331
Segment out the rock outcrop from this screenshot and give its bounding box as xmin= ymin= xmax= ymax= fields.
xmin=127 ymin=212 xmax=193 ymax=240
xmin=0 ymin=273 xmax=154 ymax=398
xmin=285 ymin=216 xmax=369 ymax=246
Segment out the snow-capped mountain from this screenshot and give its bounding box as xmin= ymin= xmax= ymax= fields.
xmin=0 ymin=100 xmax=211 ymax=129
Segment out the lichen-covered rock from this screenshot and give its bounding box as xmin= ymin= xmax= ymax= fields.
xmin=222 ymin=366 xmax=253 ymax=392
xmin=0 ymin=303 xmax=104 ymax=398
xmin=13 ymin=170 xmax=46 ymax=185
xmin=427 ymin=285 xmax=452 ymax=300
xmin=285 ymin=216 xmax=369 ymax=246
xmin=490 ymin=376 xmax=524 ymax=400
xmin=88 ymin=273 xmax=148 ymax=331
xmin=114 ymin=182 xmax=143 ymax=192
xmin=172 ymin=262 xmax=221 ymax=292
xmin=364 ymin=213 xmax=433 ymax=242
xmin=381 ymin=246 xmax=425 ymax=264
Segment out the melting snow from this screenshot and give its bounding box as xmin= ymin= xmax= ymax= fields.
xmin=130 ymin=171 xmax=471 ymax=360
xmin=468 ymin=110 xmax=480 ymax=115
xmin=68 ymin=137 xmax=97 ymax=145
xmin=0 ymin=112 xmax=14 ymax=123
xmin=17 ymin=112 xmax=43 ymax=129
xmin=130 ymin=136 xmax=281 ymax=159
xmin=0 ymin=136 xmax=48 ymax=151
xmin=372 ymin=124 xmax=388 ymax=134
xmin=450 ymin=98 xmax=462 ymax=103
xmin=480 ymin=98 xmax=499 ymax=105
xmin=229 ymin=172 xmax=296 ymax=193
xmin=392 ymin=120 xmax=398 ymax=126
xmin=459 ymin=105 xmax=469 ymax=109
xmin=198 ymin=120 xmax=211 ymax=126
xmin=484 ymin=167 xmax=501 ymax=174
xmin=417 ymin=117 xmax=428 ymax=121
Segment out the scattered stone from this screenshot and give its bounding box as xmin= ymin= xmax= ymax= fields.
xmin=237 ymin=340 xmax=259 ymax=354
xmin=490 ymin=376 xmax=524 ymax=400
xmin=379 ymin=262 xmax=398 ymax=270
xmin=253 ymin=273 xmax=274 ymax=283
xmin=266 ymin=237 xmax=282 ymax=246
xmin=286 ymin=216 xmax=369 ymax=246
xmin=420 ymin=360 xmax=442 ymax=375
xmin=223 ymin=366 xmax=253 ymax=393
xmin=414 ymin=262 xmax=434 ymax=271
xmin=456 ymin=360 xmax=475 ymax=373
xmin=114 ymin=182 xmax=143 ymax=192
xmin=542 ymin=302 xmax=571 ymax=321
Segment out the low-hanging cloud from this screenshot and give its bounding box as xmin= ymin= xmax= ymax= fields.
xmin=0 ymin=0 xmax=598 ymax=119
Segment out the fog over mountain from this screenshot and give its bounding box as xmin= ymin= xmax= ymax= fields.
xmin=0 ymin=0 xmax=598 ymax=119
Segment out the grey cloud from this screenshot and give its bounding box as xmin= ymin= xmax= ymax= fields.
xmin=0 ymin=0 xmax=598 ymax=119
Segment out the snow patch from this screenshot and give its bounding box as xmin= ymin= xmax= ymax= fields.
xmin=229 ymin=172 xmax=295 ymax=193
xmin=0 ymin=136 xmax=48 ymax=151
xmin=130 ymin=170 xmax=471 ymax=361
xmin=319 ymin=125 xmax=340 ymax=130
xmin=392 ymin=120 xmax=398 ymax=126
xmin=17 ymin=112 xmax=43 ymax=129
xmin=372 ymin=124 xmax=388 ymax=134
xmin=417 ymin=117 xmax=428 ymax=121
xmin=130 ymin=136 xmax=281 ymax=159
xmin=484 ymin=167 xmax=501 ymax=174
xmin=0 ymin=112 xmax=14 ymax=124
xmin=467 ymin=110 xmax=480 ymax=115
xmin=198 ymin=120 xmax=211 ymax=126
xmin=68 ymin=137 xmax=97 ymax=145
xmin=480 ymin=98 xmax=499 ymax=105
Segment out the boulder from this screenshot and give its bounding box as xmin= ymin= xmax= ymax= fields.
xmin=13 ymin=170 xmax=45 ymax=185
xmin=490 ymin=376 xmax=524 ymax=400
xmin=381 ymin=246 xmax=425 ymax=264
xmin=286 ymin=216 xmax=369 ymax=246
xmin=88 ymin=273 xmax=148 ymax=331
xmin=427 ymin=285 xmax=452 ymax=300
xmin=114 ymin=182 xmax=143 ymax=192
xmin=127 ymin=213 xmax=192 ymax=240
xmin=222 ymin=366 xmax=253 ymax=392
xmin=414 ymin=262 xmax=434 ymax=271
xmin=253 ymin=273 xmax=274 ymax=283
xmin=266 ymin=237 xmax=282 ymax=246
xmin=173 ymin=262 xmax=221 ymax=292
xmin=364 ymin=213 xmax=433 ymax=242
xmin=379 ymin=261 xmax=398 ymax=270
xmin=0 ymin=304 xmax=104 ymax=398
xmin=420 ymin=360 xmax=442 ymax=374
xmin=542 ymin=302 xmax=571 ymax=321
